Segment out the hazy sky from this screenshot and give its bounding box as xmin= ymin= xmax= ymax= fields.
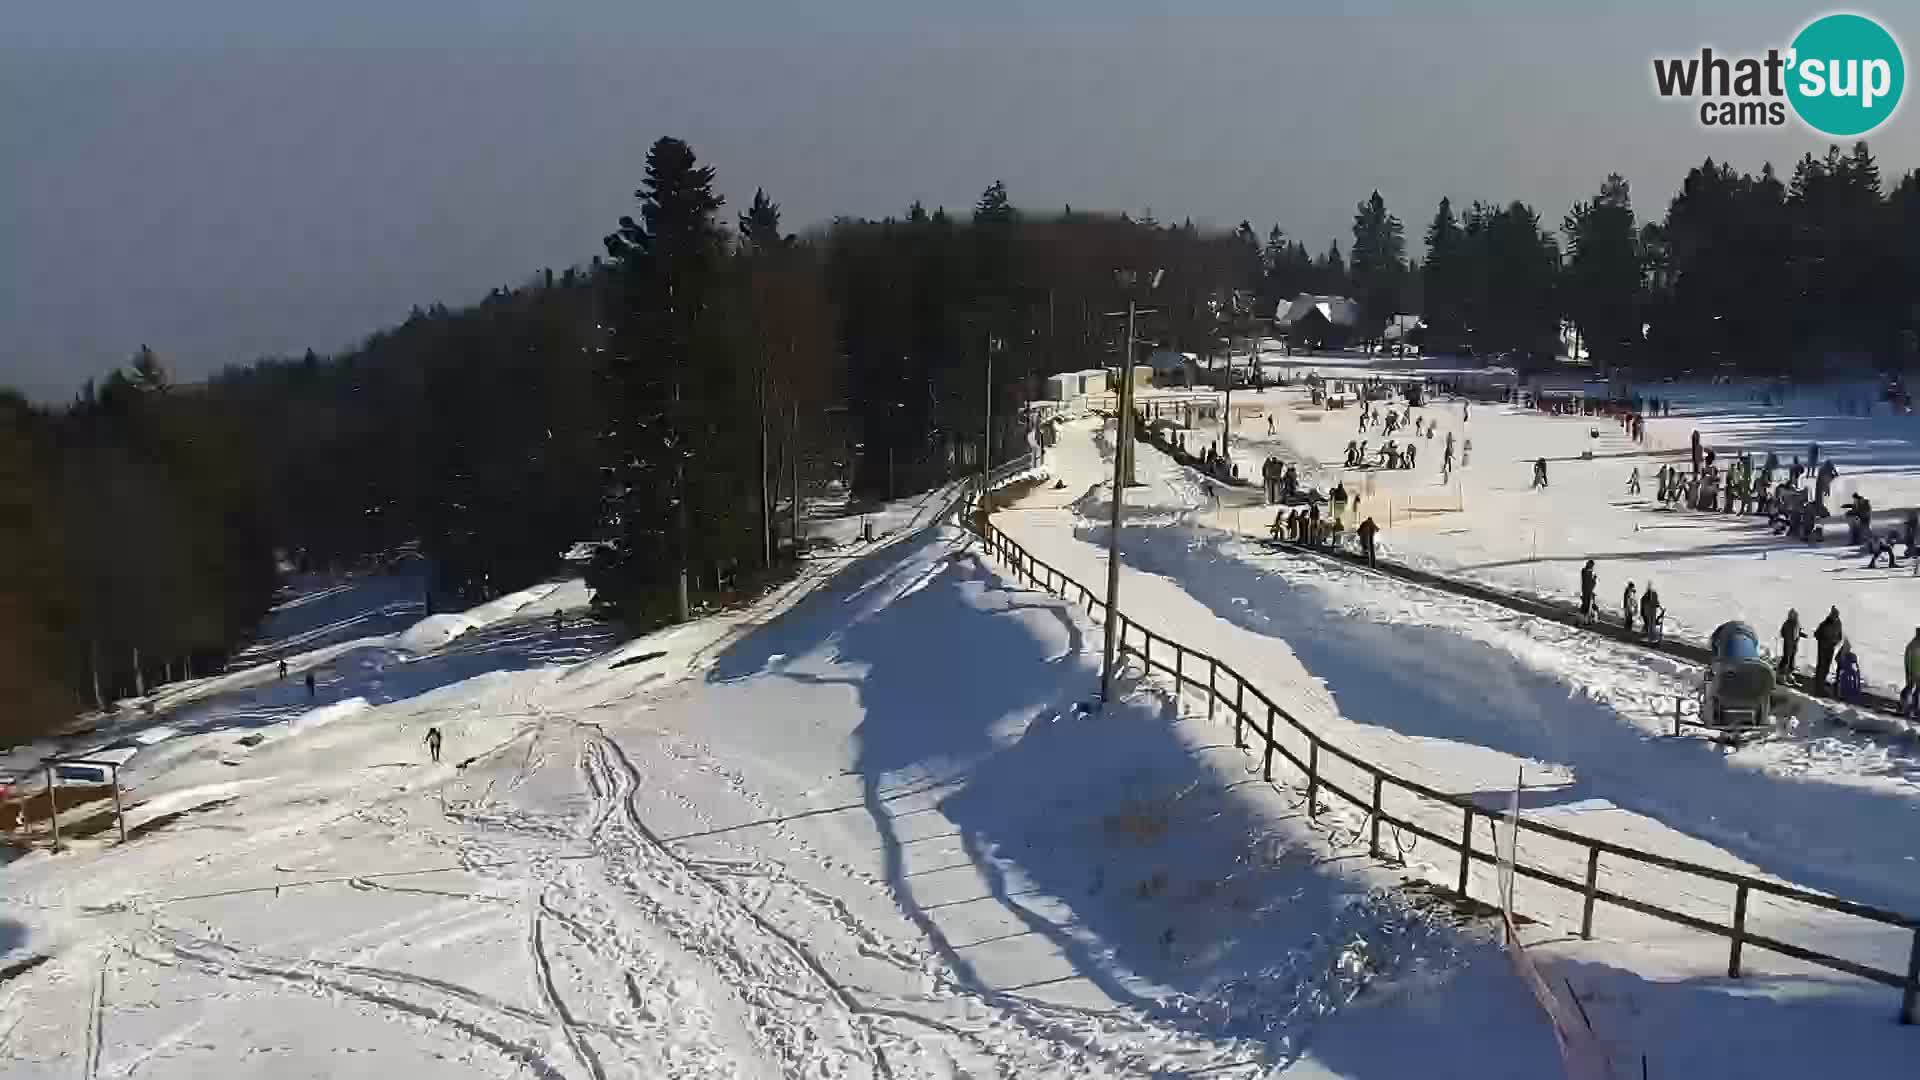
xmin=3 ymin=1 xmax=1908 ymax=400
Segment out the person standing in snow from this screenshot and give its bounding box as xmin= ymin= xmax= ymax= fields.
xmin=1901 ymin=628 xmax=1920 ymax=718
xmin=278 ymin=658 xmax=288 ymax=680
xmin=1579 ymin=560 xmax=1597 ymax=622
xmin=1622 ymin=582 xmax=1638 ymax=635
xmin=304 ymin=670 xmax=316 ymax=699
xmin=1816 ymin=459 xmax=1838 ymax=503
xmin=1690 ymin=430 xmax=1702 ymax=476
xmin=1788 ymin=456 xmax=1804 ymax=487
xmin=1834 ymin=642 xmax=1862 ymax=702
xmin=1627 ymin=467 xmax=1640 ymax=494
xmin=1778 ymin=609 xmax=1804 ymax=680
xmin=1868 ymin=529 xmax=1902 ymax=569
xmin=425 ymin=726 xmax=443 ymax=764
xmin=1461 ymin=438 xmax=1472 ymax=467
xmin=1813 ymin=607 xmax=1844 ymax=692
xmin=1639 ymin=584 xmax=1661 ymax=643
xmin=1357 ymin=516 xmax=1379 ymax=568
xmin=1532 ymin=457 xmax=1549 ymax=489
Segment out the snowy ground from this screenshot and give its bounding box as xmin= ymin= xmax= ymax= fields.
xmin=4 ymin=449 xmax=1917 ymax=1076
xmin=3 ymin=493 xmax=1589 ymax=1078
xmin=1143 ymin=365 xmax=1920 ymax=695
xmin=993 ymin=415 xmax=1920 ymax=1068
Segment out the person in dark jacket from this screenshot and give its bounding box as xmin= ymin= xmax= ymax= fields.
xmin=1906 ymin=509 xmax=1920 ymax=558
xmin=304 ymin=670 xmax=316 ymax=699
xmin=1357 ymin=516 xmax=1379 ymax=567
xmin=1778 ymin=609 xmax=1803 ymax=680
xmin=1813 ymin=607 xmax=1845 ymax=691
xmin=1835 ymin=642 xmax=1862 ymax=702
xmin=1579 ymin=560 xmax=1597 ymax=622
xmin=1532 ymin=457 xmax=1549 ymax=489
xmin=1639 ymin=584 xmax=1661 ymax=642
xmin=1622 ymin=582 xmax=1637 ymax=635
xmin=425 ymin=726 xmax=443 ymax=763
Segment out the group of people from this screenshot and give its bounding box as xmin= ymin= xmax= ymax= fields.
xmin=1579 ymin=563 xmax=1667 ymax=643
xmin=1261 ymin=457 xmax=1300 ymax=504
xmin=1639 ymin=435 xmax=1917 ymax=568
xmin=1575 ymin=560 xmax=1919 ymax=714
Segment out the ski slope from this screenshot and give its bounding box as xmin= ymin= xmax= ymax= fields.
xmin=2 ymin=461 xmax=1916 ymax=1076
xmin=1172 ymin=362 xmax=1920 ymax=693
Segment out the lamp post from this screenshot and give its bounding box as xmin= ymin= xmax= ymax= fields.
xmin=980 ymin=334 xmax=1005 ymax=518
xmin=1101 ymin=269 xmax=1162 ymax=705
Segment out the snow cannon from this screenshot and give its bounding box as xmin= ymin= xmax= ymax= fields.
xmin=1701 ymin=621 xmax=1776 ymax=735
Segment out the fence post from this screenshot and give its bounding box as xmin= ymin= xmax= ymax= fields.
xmin=1175 ymin=647 xmax=1183 ymax=688
xmin=1901 ymin=927 xmax=1919 ymax=1024
xmin=1305 ymin=739 xmax=1320 ymax=816
xmin=1144 ymin=632 xmax=1152 ymax=671
xmin=1675 ymin=697 xmax=1682 ymax=737
xmin=44 ymin=762 xmax=59 ymax=852
xmin=1581 ymin=848 xmax=1601 ymax=940
xmin=110 ymin=764 xmax=127 ymax=845
xmin=1233 ymin=681 xmax=1245 ymax=749
xmin=1262 ymin=707 xmax=1275 ymax=781
xmin=1729 ymin=884 xmax=1749 ymax=978
xmin=1369 ymin=775 xmax=1384 ymax=858
xmin=1456 ymin=807 xmax=1473 ymax=898
xmin=1207 ymin=659 xmax=1217 ymax=722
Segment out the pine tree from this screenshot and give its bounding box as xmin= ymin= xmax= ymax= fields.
xmin=738 ymin=187 xmax=784 ymax=252
xmin=596 ymin=136 xmax=727 ymax=622
xmin=1349 ymin=191 xmax=1407 ymax=344
xmin=1561 ymin=174 xmax=1641 ymax=368
xmin=1423 ymin=198 xmax=1468 ymax=350
xmin=973 ymin=180 xmax=1014 ymax=225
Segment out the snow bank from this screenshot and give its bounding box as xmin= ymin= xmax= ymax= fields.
xmin=287 ymin=696 xmax=369 ymax=735
xmin=395 ymin=582 xmax=565 ymax=653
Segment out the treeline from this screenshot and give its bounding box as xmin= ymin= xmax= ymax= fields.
xmin=1238 ymin=140 xmax=1920 ymax=370
xmin=7 ymin=135 xmax=1920 ymax=741
xmin=2 ymin=352 xmax=277 ymax=739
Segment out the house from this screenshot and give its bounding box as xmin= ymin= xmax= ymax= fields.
xmin=1383 ymin=313 xmax=1424 ymax=354
xmin=1274 ymin=294 xmax=1359 ymax=350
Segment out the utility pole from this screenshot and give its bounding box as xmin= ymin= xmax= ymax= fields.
xmin=1101 ymin=269 xmax=1161 ymax=705
xmin=981 ymin=334 xmax=995 ymax=514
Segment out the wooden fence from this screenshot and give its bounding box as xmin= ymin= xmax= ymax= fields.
xmin=963 ymin=510 xmax=1920 ymax=1025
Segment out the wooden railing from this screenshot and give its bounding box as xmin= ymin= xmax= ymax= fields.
xmin=964 ymin=512 xmax=1920 ymax=1025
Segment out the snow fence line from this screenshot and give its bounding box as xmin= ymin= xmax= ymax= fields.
xmin=960 ymin=507 xmax=1920 ymax=1026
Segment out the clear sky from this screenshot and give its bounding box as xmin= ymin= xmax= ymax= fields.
xmin=3 ymin=1 xmax=1908 ymax=400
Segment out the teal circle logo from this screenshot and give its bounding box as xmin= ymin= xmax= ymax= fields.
xmin=1788 ymin=14 xmax=1905 ymax=136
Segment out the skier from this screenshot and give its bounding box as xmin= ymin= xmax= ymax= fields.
xmin=1816 ymin=459 xmax=1838 ymax=503
xmin=1532 ymin=457 xmax=1549 ymax=490
xmin=1627 ymin=467 xmax=1640 ymax=494
xmin=1813 ymin=606 xmax=1844 ymax=692
xmin=1622 ymin=581 xmax=1638 ymax=636
xmin=1778 ymin=608 xmax=1804 ymax=681
xmin=304 ymin=670 xmax=316 ymax=700
xmin=1639 ymin=584 xmax=1662 ymax=643
xmin=1267 ymin=415 xmax=1275 ymax=436
xmin=1357 ymin=516 xmax=1379 ymax=568
xmin=278 ymin=658 xmax=288 ymax=680
xmin=1579 ymin=559 xmax=1597 ymax=622
xmin=1868 ymin=529 xmax=1902 ymax=569
xmin=1901 ymin=627 xmax=1920 ymax=718
xmin=425 ymin=726 xmax=443 ymax=764
xmin=1834 ymin=642 xmax=1862 ymax=702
